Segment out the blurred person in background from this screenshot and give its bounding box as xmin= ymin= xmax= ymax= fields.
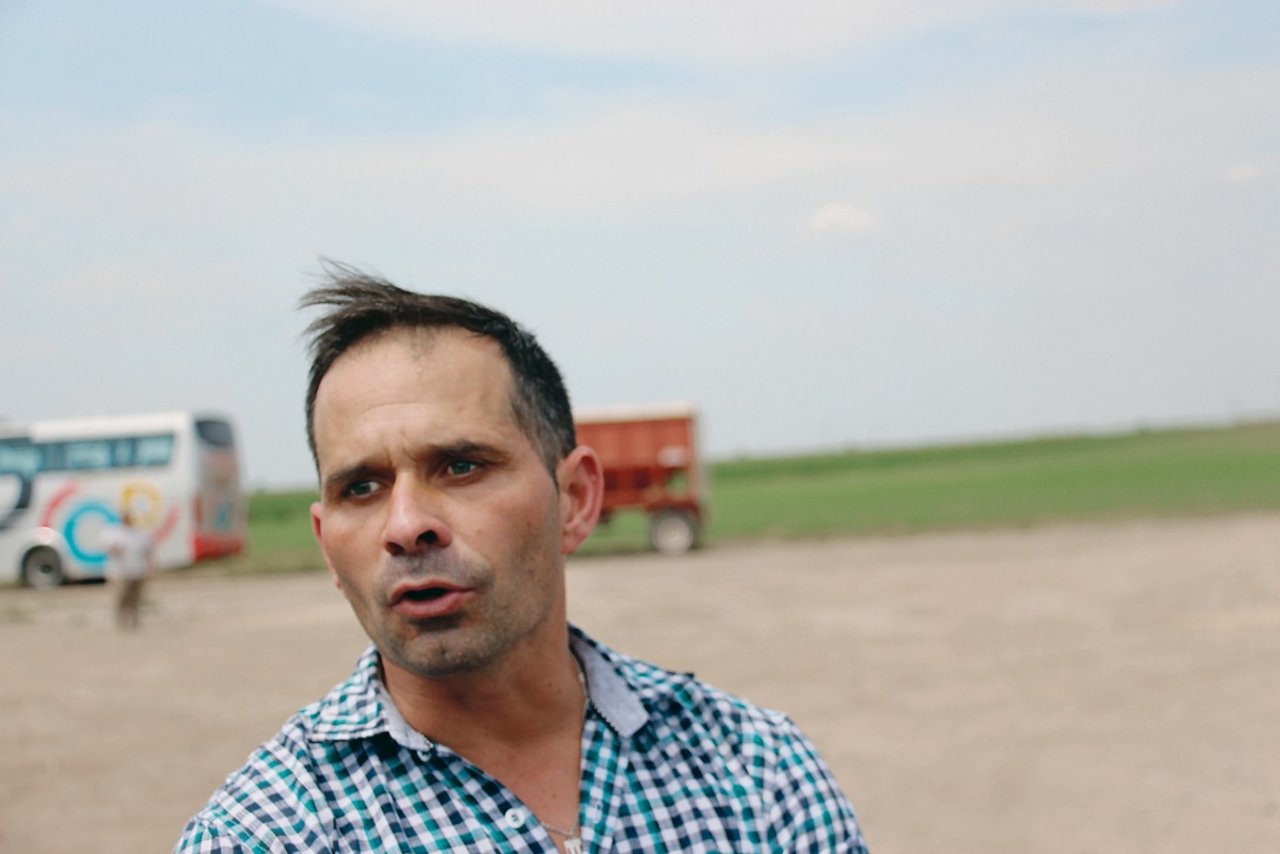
xmin=103 ymin=507 xmax=154 ymax=630
xmin=175 ymin=263 xmax=869 ymax=853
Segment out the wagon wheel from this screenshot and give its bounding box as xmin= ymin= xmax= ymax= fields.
xmin=648 ymin=509 xmax=699 ymax=555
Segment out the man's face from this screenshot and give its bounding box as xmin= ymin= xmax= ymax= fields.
xmin=309 ymin=326 xmax=571 ymax=680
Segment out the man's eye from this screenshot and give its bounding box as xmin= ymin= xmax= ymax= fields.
xmin=446 ymin=460 xmax=481 ymax=477
xmin=344 ymin=480 xmax=378 ymax=498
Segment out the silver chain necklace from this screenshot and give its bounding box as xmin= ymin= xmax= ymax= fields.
xmin=536 ymin=653 xmax=589 ymax=854
xmin=541 ymin=821 xmax=583 ymax=854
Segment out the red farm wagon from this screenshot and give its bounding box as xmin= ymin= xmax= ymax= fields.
xmin=574 ymin=402 xmax=705 ymax=554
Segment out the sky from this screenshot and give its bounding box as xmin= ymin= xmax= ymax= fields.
xmin=1 ymin=0 xmax=1277 ymax=489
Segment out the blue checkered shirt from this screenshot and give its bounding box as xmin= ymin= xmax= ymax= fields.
xmin=176 ymin=627 xmax=869 ymax=852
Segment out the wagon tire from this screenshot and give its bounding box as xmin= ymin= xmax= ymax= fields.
xmin=21 ymin=547 xmax=65 ymax=589
xmin=649 ymin=509 xmax=699 ymax=555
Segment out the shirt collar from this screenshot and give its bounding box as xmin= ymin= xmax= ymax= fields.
xmin=306 ymin=645 xmax=388 ymax=742
xmin=572 ymin=626 xmax=648 ymax=738
xmin=307 ymin=625 xmax=651 ymax=745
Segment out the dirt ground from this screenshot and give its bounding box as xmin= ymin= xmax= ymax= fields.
xmin=2 ymin=512 xmax=1278 ymax=853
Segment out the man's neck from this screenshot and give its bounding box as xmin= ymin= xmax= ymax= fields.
xmin=381 ymin=623 xmax=584 ymax=755
xmin=381 ymin=624 xmax=587 ymax=839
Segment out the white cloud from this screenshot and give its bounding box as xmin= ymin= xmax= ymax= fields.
xmin=268 ymin=0 xmax=1017 ymax=65
xmin=1067 ymin=0 xmax=1177 ymax=11
xmin=59 ymin=262 xmax=187 ymax=300
xmin=266 ymin=0 xmax=1195 ymax=67
xmin=6 ymin=104 xmax=871 ymax=229
xmin=810 ymin=202 xmax=877 ymax=234
xmin=10 ymin=59 xmax=1279 ymax=291
xmin=0 ymin=337 xmax=50 ymax=363
xmin=1225 ymin=159 xmax=1280 ymax=185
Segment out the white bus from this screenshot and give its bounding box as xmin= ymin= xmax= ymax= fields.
xmin=0 ymin=411 xmax=247 ymax=587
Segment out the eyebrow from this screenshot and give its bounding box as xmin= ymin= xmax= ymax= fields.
xmin=434 ymin=440 xmax=500 ymax=460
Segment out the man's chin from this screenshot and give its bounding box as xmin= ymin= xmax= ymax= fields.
xmin=383 ymin=628 xmax=498 ymax=680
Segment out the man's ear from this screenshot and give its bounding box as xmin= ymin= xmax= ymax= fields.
xmin=310 ymin=501 xmax=344 ymax=592
xmin=557 ymin=446 xmax=604 ymax=555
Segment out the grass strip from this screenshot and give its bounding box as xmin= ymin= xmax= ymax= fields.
xmin=224 ymin=420 xmax=1280 ymax=570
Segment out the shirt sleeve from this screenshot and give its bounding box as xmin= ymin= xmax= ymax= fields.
xmin=766 ymin=716 xmax=870 ymax=853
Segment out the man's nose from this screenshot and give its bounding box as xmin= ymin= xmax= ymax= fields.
xmin=382 ymin=477 xmax=453 ymax=555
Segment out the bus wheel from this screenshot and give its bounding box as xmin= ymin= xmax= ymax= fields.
xmin=649 ymin=510 xmax=699 ymax=555
xmin=21 ymin=547 xmax=64 ymax=589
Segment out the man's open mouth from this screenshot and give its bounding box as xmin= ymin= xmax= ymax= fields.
xmin=402 ymin=587 xmax=451 ymax=602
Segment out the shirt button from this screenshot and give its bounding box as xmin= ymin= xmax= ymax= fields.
xmin=504 ymin=808 xmax=528 ymax=829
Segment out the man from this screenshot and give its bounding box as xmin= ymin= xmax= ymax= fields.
xmin=176 ymin=265 xmax=869 ymax=853
xmin=103 ymin=508 xmax=154 ymax=630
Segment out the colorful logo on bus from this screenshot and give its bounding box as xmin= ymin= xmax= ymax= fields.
xmin=40 ymin=481 xmax=178 ymax=568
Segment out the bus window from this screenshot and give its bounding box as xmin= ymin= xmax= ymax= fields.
xmin=110 ymin=439 xmax=135 ymax=468
xmin=0 ymin=440 xmax=40 ymax=477
xmin=135 ymin=435 xmax=175 ymax=466
xmin=64 ymin=440 xmax=113 ymax=470
xmin=195 ymin=419 xmax=235 ymax=448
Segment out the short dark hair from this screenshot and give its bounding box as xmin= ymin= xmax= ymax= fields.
xmin=300 ymin=261 xmax=577 ymax=475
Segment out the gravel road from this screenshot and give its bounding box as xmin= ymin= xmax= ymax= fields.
xmin=2 ymin=512 xmax=1277 ymax=853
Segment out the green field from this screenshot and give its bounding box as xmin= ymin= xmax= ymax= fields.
xmin=226 ymin=420 xmax=1280 ymax=573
